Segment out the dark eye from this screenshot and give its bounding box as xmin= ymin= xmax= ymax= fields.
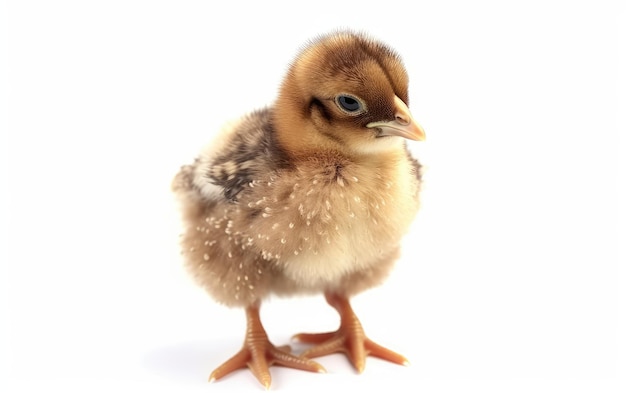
xmin=335 ymin=95 xmax=365 ymax=114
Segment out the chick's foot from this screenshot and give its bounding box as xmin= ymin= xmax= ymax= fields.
xmin=209 ymin=302 xmax=325 ymax=389
xmin=293 ymin=292 xmax=408 ymax=373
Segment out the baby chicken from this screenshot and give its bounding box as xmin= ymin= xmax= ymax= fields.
xmin=172 ymin=31 xmax=425 ymax=388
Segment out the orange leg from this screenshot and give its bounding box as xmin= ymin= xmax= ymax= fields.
xmin=293 ymin=292 xmax=409 ymax=373
xmin=210 ymin=302 xmax=325 ymax=388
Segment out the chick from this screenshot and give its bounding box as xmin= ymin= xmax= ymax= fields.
xmin=172 ymin=31 xmax=425 ymax=388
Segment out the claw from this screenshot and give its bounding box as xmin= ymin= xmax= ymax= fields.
xmin=295 ymin=293 xmax=409 ymax=372
xmin=209 ymin=302 xmax=324 ymax=388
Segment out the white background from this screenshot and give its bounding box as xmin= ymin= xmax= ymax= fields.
xmin=2 ymin=1 xmax=624 ymax=392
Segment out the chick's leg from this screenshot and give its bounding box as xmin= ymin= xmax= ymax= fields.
xmin=209 ymin=301 xmax=325 ymax=388
xmin=293 ymin=292 xmax=408 ymax=373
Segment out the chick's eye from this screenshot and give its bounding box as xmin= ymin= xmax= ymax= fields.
xmin=336 ymin=95 xmax=364 ymax=114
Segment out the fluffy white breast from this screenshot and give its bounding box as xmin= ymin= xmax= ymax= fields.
xmin=239 ymin=151 xmax=420 ymax=290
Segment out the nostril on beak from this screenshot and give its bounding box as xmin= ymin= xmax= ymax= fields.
xmin=395 ymin=114 xmax=410 ymax=125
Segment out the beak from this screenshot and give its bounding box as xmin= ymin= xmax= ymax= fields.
xmin=366 ymin=96 xmax=426 ymax=141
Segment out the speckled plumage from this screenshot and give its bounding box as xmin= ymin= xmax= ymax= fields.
xmin=171 ymin=31 xmax=425 ymax=387
xmin=173 ymin=109 xmax=421 ymax=306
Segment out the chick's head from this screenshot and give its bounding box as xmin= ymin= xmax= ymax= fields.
xmin=274 ymin=32 xmax=425 ymax=156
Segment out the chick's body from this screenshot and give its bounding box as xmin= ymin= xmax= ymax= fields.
xmin=173 ymin=109 xmax=420 ymax=306
xmin=172 ymin=32 xmax=425 ymax=388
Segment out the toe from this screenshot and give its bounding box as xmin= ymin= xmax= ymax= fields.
xmin=209 ymin=349 xmax=250 ymax=382
xmin=365 ymin=338 xmax=409 ymax=366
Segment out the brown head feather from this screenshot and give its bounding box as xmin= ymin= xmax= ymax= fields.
xmin=273 ymin=31 xmax=412 ymax=157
